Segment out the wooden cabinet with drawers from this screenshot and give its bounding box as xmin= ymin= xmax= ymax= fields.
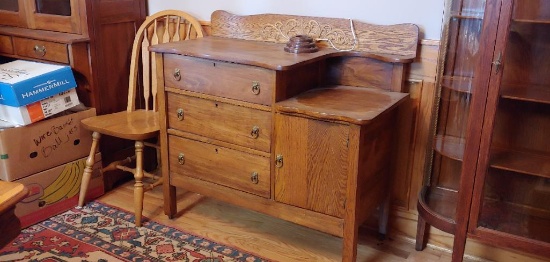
xmin=0 ymin=0 xmax=147 ymax=189
xmin=152 ymin=11 xmax=419 ymax=261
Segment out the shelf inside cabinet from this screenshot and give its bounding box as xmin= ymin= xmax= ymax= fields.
xmin=500 ymin=84 xmax=550 ymax=105
xmin=490 ymin=148 xmax=550 ymax=179
xmin=417 ymin=186 xmax=458 ymax=234
xmin=434 ymin=135 xmax=466 ymax=161
xmin=513 ymin=19 xmax=550 ymax=25
xmin=441 ymin=76 xmax=473 ymax=94
xmin=450 ymin=11 xmax=484 ymax=20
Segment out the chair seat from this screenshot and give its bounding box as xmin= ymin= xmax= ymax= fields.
xmin=81 ymin=110 xmax=159 ymax=140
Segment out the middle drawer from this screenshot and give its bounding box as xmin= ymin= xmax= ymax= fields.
xmin=167 ymin=92 xmax=272 ymax=152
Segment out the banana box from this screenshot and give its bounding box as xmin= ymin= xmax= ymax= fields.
xmin=13 ymin=153 xmax=104 ymax=228
xmin=0 ymin=108 xmax=95 ymax=181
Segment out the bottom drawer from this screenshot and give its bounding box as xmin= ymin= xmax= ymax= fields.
xmin=168 ymin=135 xmax=270 ymax=198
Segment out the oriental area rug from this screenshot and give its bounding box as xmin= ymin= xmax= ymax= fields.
xmin=0 ymin=201 xmax=268 ymax=262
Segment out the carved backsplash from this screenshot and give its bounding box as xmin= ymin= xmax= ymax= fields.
xmin=211 ymin=10 xmax=419 ymax=58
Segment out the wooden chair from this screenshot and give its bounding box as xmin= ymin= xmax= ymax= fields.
xmin=77 ymin=10 xmax=205 ymax=227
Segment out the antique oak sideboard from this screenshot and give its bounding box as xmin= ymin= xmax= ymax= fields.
xmin=150 ymin=11 xmax=418 ymax=261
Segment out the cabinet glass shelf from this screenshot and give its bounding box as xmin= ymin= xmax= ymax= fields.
xmin=501 ymin=84 xmax=550 ymax=105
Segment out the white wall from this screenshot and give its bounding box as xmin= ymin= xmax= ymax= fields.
xmin=147 ymin=0 xmax=444 ymax=40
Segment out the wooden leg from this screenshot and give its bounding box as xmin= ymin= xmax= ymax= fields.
xmin=78 ymin=132 xmax=100 ymax=207
xmin=415 ymin=215 xmax=428 ymax=251
xmin=378 ymin=194 xmax=391 ymax=240
xmin=452 ymin=232 xmax=467 ymax=262
xmin=134 ymin=141 xmax=145 ymax=227
xmin=342 ymin=218 xmax=359 ymax=262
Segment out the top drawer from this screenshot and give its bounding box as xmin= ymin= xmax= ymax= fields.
xmin=13 ymin=37 xmax=69 ymax=64
xmin=164 ymin=54 xmax=275 ymax=105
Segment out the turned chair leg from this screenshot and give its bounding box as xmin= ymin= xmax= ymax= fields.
xmin=78 ymin=132 xmax=101 ymax=208
xmin=133 ymin=141 xmax=145 ymax=227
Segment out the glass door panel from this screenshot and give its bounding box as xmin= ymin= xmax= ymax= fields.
xmin=35 ymin=0 xmax=71 ymax=16
xmin=29 ymin=0 xmax=81 ymax=34
xmin=477 ymin=0 xmax=550 ymax=244
xmin=0 ymin=0 xmax=26 ymax=28
xmin=0 ymin=0 xmax=19 ymax=12
xmin=421 ymin=0 xmax=485 ymax=225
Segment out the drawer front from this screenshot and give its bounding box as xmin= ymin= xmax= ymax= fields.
xmin=0 ymin=35 xmax=14 ymax=54
xmin=167 ymin=93 xmax=272 ymax=152
xmin=13 ymin=37 xmax=69 ymax=64
xmin=169 ymin=135 xmax=270 ymax=198
xmin=164 ymin=54 xmax=275 ymax=105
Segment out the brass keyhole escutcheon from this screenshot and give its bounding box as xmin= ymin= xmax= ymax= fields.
xmin=178 ymin=153 xmax=185 ymax=165
xmin=275 ymin=154 xmax=283 ymax=168
xmin=250 ymin=172 xmax=259 ymax=184
xmin=173 ymin=68 xmax=181 ymax=81
xmin=250 ymin=126 xmax=260 ymax=139
xmin=251 ymin=81 xmax=260 ymax=95
xmin=176 ymin=108 xmax=184 ymax=120
xmin=33 ymin=45 xmax=46 ymax=57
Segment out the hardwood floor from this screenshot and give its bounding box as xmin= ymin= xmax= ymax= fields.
xmin=99 ymin=181 xmax=476 ymax=262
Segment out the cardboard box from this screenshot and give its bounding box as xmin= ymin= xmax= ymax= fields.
xmin=0 ymin=88 xmax=80 ymax=126
xmin=0 ymin=60 xmax=77 ymax=107
xmin=0 ymin=108 xmax=96 ymax=181
xmin=14 ymin=153 xmax=104 ymax=228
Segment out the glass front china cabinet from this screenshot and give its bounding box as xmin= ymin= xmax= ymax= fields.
xmin=0 ymin=0 xmax=81 ymax=33
xmin=417 ymin=0 xmax=549 ymax=261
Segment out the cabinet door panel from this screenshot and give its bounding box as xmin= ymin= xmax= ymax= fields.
xmin=474 ymin=0 xmax=550 ymax=247
xmin=274 ymin=113 xmax=349 ymax=218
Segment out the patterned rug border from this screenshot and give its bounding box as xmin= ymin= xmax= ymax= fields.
xmin=2 ymin=200 xmax=271 ymax=262
xmin=85 ymin=200 xmax=272 ymax=261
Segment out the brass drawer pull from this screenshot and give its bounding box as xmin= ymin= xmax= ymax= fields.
xmin=251 ymin=81 xmax=260 ymax=95
xmin=250 ymin=172 xmax=259 ymax=184
xmin=176 ymin=108 xmax=184 ymax=120
xmin=250 ymin=126 xmax=260 ymax=139
xmin=33 ymin=45 xmax=46 ymax=57
xmin=275 ymin=154 xmax=283 ymax=168
xmin=178 ymin=153 xmax=185 ymax=165
xmin=173 ymin=68 xmax=181 ymax=81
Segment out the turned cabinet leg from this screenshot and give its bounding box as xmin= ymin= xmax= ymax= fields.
xmin=415 ymin=215 xmax=429 ymax=251
xmin=78 ymin=132 xmax=101 ymax=208
xmin=134 ymin=141 xmax=145 ymax=227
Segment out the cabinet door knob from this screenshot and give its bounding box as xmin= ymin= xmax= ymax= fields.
xmin=275 ymin=154 xmax=283 ymax=168
xmin=250 ymin=126 xmax=260 ymax=139
xmin=173 ymin=68 xmax=181 ymax=81
xmin=33 ymin=45 xmax=46 ymax=57
xmin=176 ymin=108 xmax=184 ymax=120
xmin=251 ymin=81 xmax=260 ymax=95
xmin=178 ymin=153 xmax=185 ymax=165
xmin=250 ymin=172 xmax=259 ymax=184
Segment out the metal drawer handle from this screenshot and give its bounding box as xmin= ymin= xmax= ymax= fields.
xmin=250 ymin=172 xmax=259 ymax=184
xmin=250 ymin=126 xmax=260 ymax=139
xmin=275 ymin=154 xmax=283 ymax=168
xmin=178 ymin=153 xmax=185 ymax=165
xmin=33 ymin=45 xmax=46 ymax=57
xmin=173 ymin=68 xmax=181 ymax=81
xmin=251 ymin=81 xmax=260 ymax=95
xmin=176 ymin=108 xmax=184 ymax=121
